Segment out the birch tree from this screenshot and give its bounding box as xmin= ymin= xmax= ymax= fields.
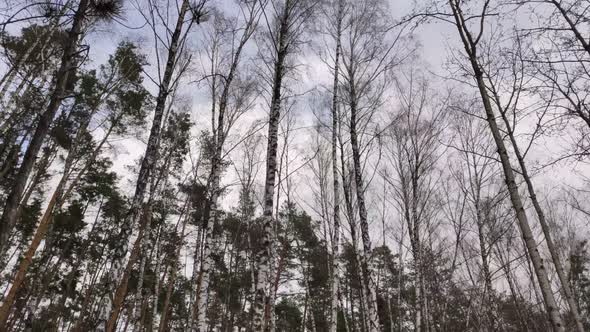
xmin=441 ymin=0 xmax=565 ymax=329
xmin=191 ymin=2 xmax=262 ymax=329
xmin=252 ymin=0 xmax=314 ymax=329
xmin=448 ymin=108 xmax=506 ymax=331
xmin=384 ymin=72 xmax=445 ymax=332
xmin=322 ymin=0 xmax=346 ymax=330
xmin=339 ymin=0 xmax=412 ymax=328
xmin=487 ymin=39 xmax=586 ymax=331
xmin=103 ymin=0 xmax=206 ymax=329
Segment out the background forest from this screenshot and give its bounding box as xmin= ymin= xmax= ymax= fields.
xmin=0 ymin=0 xmax=589 ymax=331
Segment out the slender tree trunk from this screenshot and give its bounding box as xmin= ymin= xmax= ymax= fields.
xmin=448 ymin=1 xmax=565 ymax=329
xmin=71 ymin=240 xmax=110 ymax=331
xmin=411 ymin=231 xmax=422 ymax=332
xmin=150 ymin=235 xmax=162 ymax=330
xmin=191 ymin=4 xmax=259 ymax=328
xmin=474 ymin=202 xmax=497 ymax=331
xmin=105 ymin=207 xmax=150 ymax=331
xmin=338 ymin=289 xmax=350 ymax=332
xmin=191 ymin=167 xmax=220 ymax=331
xmin=0 ymin=108 xmax=102 ymax=326
xmin=357 ymin=249 xmax=371 ymax=332
xmin=349 ymin=90 xmax=380 ymax=331
xmin=133 ymin=204 xmax=154 ymax=330
xmin=406 ymin=172 xmax=425 ymax=332
xmin=341 ymin=169 xmax=369 ymax=331
xmin=495 ymin=246 xmax=529 ymax=331
xmin=103 ymin=1 xmax=192 ymax=329
xmin=302 ymin=278 xmax=310 ymax=332
xmin=339 ymin=117 xmax=370 ymax=332
xmin=252 ymin=1 xmax=291 ymax=329
xmin=133 ymin=155 xmax=173 ymax=330
xmin=493 ymin=90 xmax=586 ymax=332
xmin=348 ymin=282 xmax=356 ymax=332
xmin=330 ymin=1 xmax=344 ymax=330
xmin=397 ymin=239 xmax=404 ymax=332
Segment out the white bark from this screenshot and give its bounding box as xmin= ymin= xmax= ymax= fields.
xmin=492 ymin=85 xmax=586 ymax=332
xmin=329 ymin=0 xmax=344 ymax=330
xmin=104 ymin=0 xmax=194 ymax=329
xmin=348 ymin=74 xmax=380 ymax=332
xmin=253 ymin=1 xmax=294 ymax=329
xmin=192 ymin=4 xmax=260 ymax=327
xmin=447 ymin=1 xmax=565 ymax=329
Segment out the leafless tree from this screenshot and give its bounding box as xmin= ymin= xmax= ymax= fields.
xmin=441 ymin=0 xmax=566 ymax=329
xmin=252 ymin=0 xmax=314 ymax=329
xmin=383 ymin=71 xmax=445 ymax=332
xmin=338 ymin=0 xmax=413 ymax=329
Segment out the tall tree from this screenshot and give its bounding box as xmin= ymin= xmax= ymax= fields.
xmin=443 ymin=0 xmax=565 ymax=329
xmin=448 ymin=109 xmax=504 ymax=331
xmin=339 ymin=0 xmax=410 ymax=329
xmin=0 ymin=42 xmax=149 ymax=328
xmin=252 ymin=0 xmax=313 ymax=329
xmin=326 ymin=0 xmax=345 ymax=330
xmin=191 ymin=2 xmax=262 ymax=329
xmin=384 ymin=72 xmax=444 ymax=332
xmin=486 ymin=39 xmax=586 ymax=331
xmin=0 ymin=0 xmax=121 ymax=255
xmin=103 ymin=0 xmax=207 ymax=329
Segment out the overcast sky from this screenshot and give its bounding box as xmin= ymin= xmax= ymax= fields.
xmin=2 ymin=0 xmax=589 ymax=246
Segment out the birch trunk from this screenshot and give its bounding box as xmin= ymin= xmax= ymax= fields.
xmin=134 ymin=150 xmax=174 ymax=329
xmin=493 ymin=89 xmax=585 ymax=332
xmin=448 ymin=1 xmax=565 ymax=329
xmin=158 ymin=225 xmax=184 ymax=332
xmin=151 ymin=232 xmax=162 ymax=330
xmin=103 ymin=1 xmax=192 ymax=329
xmin=349 ymin=87 xmax=381 ymax=332
xmin=329 ymin=1 xmax=344 ymax=330
xmin=495 ymin=246 xmax=529 ymax=331
xmin=132 ymin=204 xmax=154 ymax=330
xmin=339 ymin=117 xmax=370 ymax=332
xmin=191 ymin=167 xmax=220 ymax=331
xmin=191 ymin=4 xmax=259 ymax=327
xmin=397 ymin=240 xmax=404 ymax=332
xmin=409 ymin=227 xmax=422 ymax=332
xmin=253 ymin=1 xmax=292 ymax=329
xmin=104 ymin=207 xmax=150 ymax=331
xmin=475 ymin=211 xmax=495 ymax=331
